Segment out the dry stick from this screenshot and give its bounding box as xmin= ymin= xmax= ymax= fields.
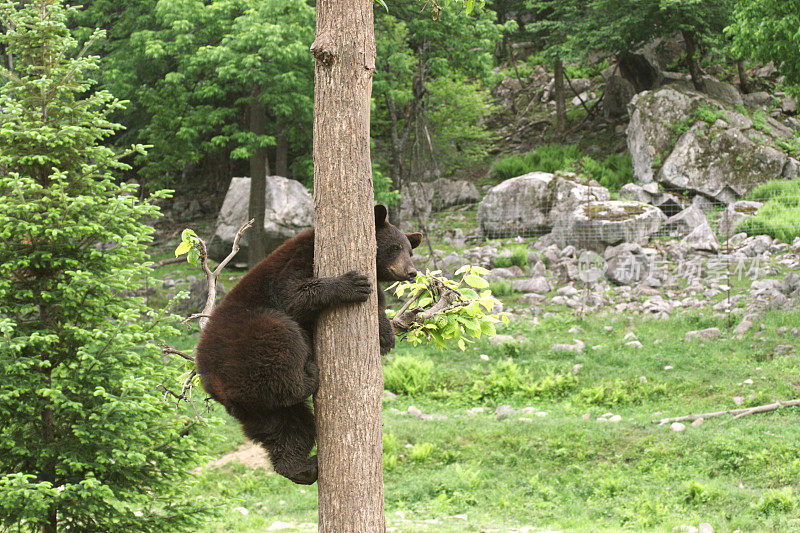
xmin=150 ymin=256 xmax=184 ymax=269
xmin=652 ymin=399 xmax=800 ymax=425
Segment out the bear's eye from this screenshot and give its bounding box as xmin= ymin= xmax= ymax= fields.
xmin=391 ymin=244 xmax=402 ymax=252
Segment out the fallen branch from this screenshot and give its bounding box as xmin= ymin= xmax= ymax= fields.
xmin=652 ymin=398 xmax=800 ymax=425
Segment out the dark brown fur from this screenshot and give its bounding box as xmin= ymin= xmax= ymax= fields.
xmin=195 ymin=205 xmax=421 ymax=484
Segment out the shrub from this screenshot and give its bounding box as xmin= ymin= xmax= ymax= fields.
xmin=383 ymin=356 xmax=435 ymax=395
xmin=488 ymin=279 xmax=515 ymax=297
xmin=469 ymin=359 xmax=578 ymax=401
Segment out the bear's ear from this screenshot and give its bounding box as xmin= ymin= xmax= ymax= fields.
xmin=374 ymin=204 xmax=388 ymax=227
xmin=406 ymin=232 xmax=423 ymax=249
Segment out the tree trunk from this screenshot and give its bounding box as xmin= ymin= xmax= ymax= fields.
xmin=682 ymin=30 xmax=704 ymax=91
xmin=737 ymin=59 xmax=750 ymax=94
xmin=247 ymin=96 xmax=268 ymax=268
xmin=554 ymin=58 xmax=566 ymax=136
xmin=311 ymin=0 xmax=384 ymax=529
xmin=275 ymin=121 xmax=289 ymax=177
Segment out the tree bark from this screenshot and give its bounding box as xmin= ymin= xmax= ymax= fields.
xmin=737 ymin=59 xmax=750 ymax=94
xmin=247 ymin=95 xmax=268 ymax=268
xmin=682 ymin=30 xmax=705 ymax=92
xmin=554 ymin=58 xmax=566 ymax=137
xmin=275 ymin=121 xmax=289 ymax=177
xmin=311 ymin=0 xmax=384 ymax=529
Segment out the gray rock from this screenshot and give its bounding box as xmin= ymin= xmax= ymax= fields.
xmin=782 ymin=96 xmax=798 ymax=115
xmin=431 ymin=178 xmax=481 ymax=209
xmin=551 ymin=201 xmax=666 ymax=251
xmin=665 ymin=205 xmax=707 ymax=236
xmin=685 ymin=327 xmax=721 ymax=341
xmin=718 ymin=201 xmax=762 ymax=237
xmin=512 ymin=276 xmax=551 ymax=294
xmin=478 ymin=172 xmax=553 ymax=238
xmin=398 ymin=181 xmax=433 ymax=223
xmin=486 ymin=266 xmax=526 ymax=281
xmin=683 ymin=222 xmax=719 ymax=253
xmin=627 ymin=88 xmax=706 ymax=183
xmin=208 ymin=176 xmax=313 ymax=261
xmin=660 ymin=122 xmax=789 ymax=204
xmin=703 ymin=77 xmax=743 ymax=106
xmin=742 ymin=91 xmax=773 ymax=109
xmin=780 ymin=272 xmax=800 ymax=295
xmin=619 ymin=183 xmax=651 ymax=203
xmin=495 ymin=405 xmax=515 ymax=420
xmin=604 ymin=243 xmax=651 ymax=285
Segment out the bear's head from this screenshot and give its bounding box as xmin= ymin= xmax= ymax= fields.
xmin=374 ymin=204 xmax=422 ymax=283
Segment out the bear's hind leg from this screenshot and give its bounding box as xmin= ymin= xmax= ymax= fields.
xmin=241 ymin=403 xmax=317 ymax=485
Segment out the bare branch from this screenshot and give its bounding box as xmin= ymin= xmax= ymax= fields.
xmin=160 ymin=344 xmax=194 ymax=363
xmin=195 ymin=218 xmax=254 ymax=330
xmin=150 ymin=256 xmax=184 ymax=269
xmin=652 ymin=399 xmax=800 ymax=425
xmin=181 ymin=313 xmax=211 ymax=325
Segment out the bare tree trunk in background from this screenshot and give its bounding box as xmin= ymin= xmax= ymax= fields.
xmin=554 ymin=58 xmax=566 ymax=137
xmin=276 ymin=121 xmax=289 ymax=177
xmin=310 ymin=0 xmax=384 ymax=528
xmin=737 ymin=59 xmax=750 ymax=94
xmin=247 ymin=95 xmax=268 ymax=268
xmin=682 ymin=30 xmax=705 ymax=92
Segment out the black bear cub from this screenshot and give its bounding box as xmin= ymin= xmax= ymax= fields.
xmin=195 ymin=205 xmax=422 ymax=484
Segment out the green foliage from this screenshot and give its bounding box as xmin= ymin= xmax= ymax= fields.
xmin=492 ymin=247 xmax=529 ymax=269
xmin=580 ymin=378 xmax=667 ymax=407
xmin=388 ymin=266 xmax=509 ymax=350
xmin=175 ymin=229 xmax=202 ymax=264
xmin=470 ymin=359 xmax=578 ymax=401
xmin=373 ymin=165 xmax=402 ymax=207
xmin=756 ymin=488 xmax=796 ymax=516
xmin=738 ymin=180 xmax=800 ymax=242
xmin=384 ymin=356 xmax=435 ymax=395
xmin=0 ymin=2 xmax=208 ymax=529
xmin=488 ymin=279 xmax=515 ymax=297
xmin=489 ymin=145 xmax=633 ymax=190
xmin=728 ymin=0 xmax=800 ymax=97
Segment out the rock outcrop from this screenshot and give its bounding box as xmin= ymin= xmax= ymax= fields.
xmin=208 ymin=176 xmax=313 ymax=261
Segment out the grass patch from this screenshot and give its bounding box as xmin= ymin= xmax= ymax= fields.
xmin=491 ymin=246 xmax=528 ymax=269
xmin=488 ymin=144 xmax=633 ymax=191
xmin=738 ymin=179 xmax=800 ymax=242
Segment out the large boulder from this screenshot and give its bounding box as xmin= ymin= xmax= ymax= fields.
xmin=627 ymin=88 xmax=707 ymax=183
xmin=208 ymin=176 xmax=313 ymax=261
xmin=477 ymin=172 xmax=610 ymax=238
xmin=628 ymin=86 xmax=799 ymax=203
xmin=659 ymin=122 xmax=791 ymax=203
xmin=718 ymin=200 xmax=763 ymax=237
xmin=477 ymin=172 xmax=553 ymax=238
xmin=431 ymin=178 xmax=481 ymax=209
xmin=550 ymin=200 xmax=667 ymax=251
xmin=398 ymin=178 xmax=480 ymax=222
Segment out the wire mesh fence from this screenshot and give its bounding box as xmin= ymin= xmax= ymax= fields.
xmin=402 ymin=174 xmax=800 ymax=321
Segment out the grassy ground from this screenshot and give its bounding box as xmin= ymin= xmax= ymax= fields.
xmin=151 ymin=218 xmax=800 ymax=531
xmin=168 ymin=296 xmax=800 ymax=531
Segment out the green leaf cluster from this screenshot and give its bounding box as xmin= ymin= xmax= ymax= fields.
xmin=388 ymin=266 xmax=509 ymax=351
xmin=0 ymin=2 xmax=209 ymax=529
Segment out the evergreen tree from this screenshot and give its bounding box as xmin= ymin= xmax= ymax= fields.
xmin=0 ymin=2 xmax=207 ymax=530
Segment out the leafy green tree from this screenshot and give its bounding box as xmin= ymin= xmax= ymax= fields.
xmin=573 ymin=0 xmax=732 ymax=90
xmin=727 ymin=0 xmax=800 ymax=97
xmin=372 ymin=4 xmax=507 ymax=196
xmin=0 ymin=2 xmax=207 ymax=530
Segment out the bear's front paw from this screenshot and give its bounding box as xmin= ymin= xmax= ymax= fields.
xmin=339 ymin=270 xmax=372 ymax=303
